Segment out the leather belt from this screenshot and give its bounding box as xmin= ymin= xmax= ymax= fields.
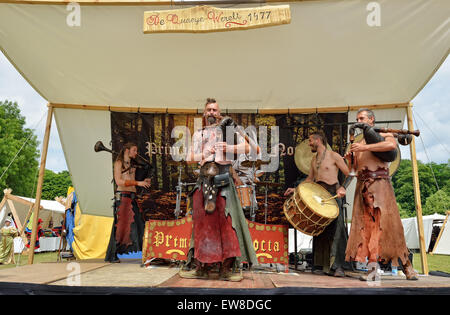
xmin=357 ymin=168 xmax=389 ymax=181
xmin=116 ymin=191 xmax=135 ymax=199
xmin=199 ymin=162 xmax=231 ymax=178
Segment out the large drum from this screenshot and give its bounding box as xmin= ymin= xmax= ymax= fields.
xmin=283 ymin=182 xmax=339 ymax=236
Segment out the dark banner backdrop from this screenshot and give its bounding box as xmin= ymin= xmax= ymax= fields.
xmin=110 ymin=112 xmax=348 ymax=225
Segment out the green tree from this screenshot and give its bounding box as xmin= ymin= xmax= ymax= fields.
xmin=424 ymin=190 xmax=450 ymax=216
xmin=392 ymin=159 xmax=450 ymax=217
xmin=443 ymin=181 xmax=450 ymax=195
xmin=41 ymin=170 xmax=72 ymax=200
xmin=428 ymin=161 xmax=450 ymax=190
xmin=0 ymin=100 xmax=40 ymax=199
xmin=397 ymin=202 xmax=410 ymax=219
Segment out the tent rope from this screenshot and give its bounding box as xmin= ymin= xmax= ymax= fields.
xmin=0 ymin=110 xmax=47 ymax=267
xmin=412 ymin=109 xmax=440 ymax=191
xmin=413 ymin=108 xmax=450 ymax=156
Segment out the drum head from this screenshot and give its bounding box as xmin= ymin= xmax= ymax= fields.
xmin=296 ymin=182 xmax=339 ymax=219
xmin=294 ymin=139 xmax=333 ymax=175
xmin=345 ymin=133 xmax=401 ymax=176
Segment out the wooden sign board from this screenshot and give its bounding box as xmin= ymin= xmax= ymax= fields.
xmin=247 ymin=220 xmax=289 ymax=266
xmin=143 ymin=216 xmax=194 ymax=262
xmin=143 ymin=5 xmax=291 ymax=33
xmin=142 ymin=216 xmax=289 ymax=269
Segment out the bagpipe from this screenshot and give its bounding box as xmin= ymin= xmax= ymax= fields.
xmin=219 ymin=116 xmax=261 ymax=155
xmin=348 ymin=123 xmax=420 ymax=162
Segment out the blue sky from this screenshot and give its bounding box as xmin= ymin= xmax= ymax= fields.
xmin=0 ymin=51 xmax=449 ymax=172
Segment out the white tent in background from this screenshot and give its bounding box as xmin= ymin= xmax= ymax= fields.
xmin=0 ymin=190 xmax=66 ymax=231
xmin=402 ymin=213 xmax=446 ymax=251
xmin=290 ymin=214 xmax=448 ymax=255
xmin=0 ymin=189 xmax=67 ymax=253
xmin=288 ymin=229 xmax=313 ymax=253
xmin=432 ymin=211 xmax=450 ymax=255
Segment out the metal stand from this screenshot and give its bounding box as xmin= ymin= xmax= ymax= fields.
xmin=263 ymin=183 xmax=269 ymax=225
xmin=294 ymin=228 xmax=298 ymax=270
xmin=174 ymin=164 xmax=183 ymax=219
xmin=250 ymin=183 xmax=257 ymax=222
xmin=250 ymin=163 xmax=257 ymax=222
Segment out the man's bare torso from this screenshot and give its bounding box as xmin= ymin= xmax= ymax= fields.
xmin=116 ymin=161 xmax=137 ymax=192
xmin=311 ymin=150 xmax=340 ymax=186
xmin=355 ymin=136 xmax=390 ymax=173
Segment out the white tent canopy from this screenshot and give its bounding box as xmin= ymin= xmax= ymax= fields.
xmin=0 ymin=0 xmax=448 ymax=110
xmin=0 ymin=0 xmax=448 ymax=218
xmin=290 ymin=214 xmax=449 ymax=254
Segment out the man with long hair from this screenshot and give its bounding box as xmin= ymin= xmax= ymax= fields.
xmin=105 ymin=142 xmax=150 ymax=263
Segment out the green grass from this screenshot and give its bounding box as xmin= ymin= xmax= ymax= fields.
xmin=0 ymin=252 xmax=59 ymax=269
xmin=413 ymin=253 xmax=450 ymax=274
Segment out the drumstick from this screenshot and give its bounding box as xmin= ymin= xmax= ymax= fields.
xmin=320 ymin=194 xmax=339 ymax=203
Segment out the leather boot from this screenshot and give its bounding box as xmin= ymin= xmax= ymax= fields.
xmin=219 ymin=258 xmax=243 ymax=282
xmin=179 ymin=266 xmax=209 ymax=280
xmin=402 ymin=260 xmax=418 ymax=281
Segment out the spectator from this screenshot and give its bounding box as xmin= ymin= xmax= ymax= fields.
xmin=0 ymin=217 xmax=18 ymax=264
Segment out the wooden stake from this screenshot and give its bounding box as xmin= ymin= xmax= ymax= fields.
xmin=406 ymin=103 xmax=428 ymax=275
xmin=28 ymin=105 xmax=53 ymax=264
xmin=0 ymin=197 xmax=7 ymax=220
xmin=6 ymin=199 xmax=23 ymax=232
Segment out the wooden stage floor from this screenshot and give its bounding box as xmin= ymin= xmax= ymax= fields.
xmin=0 ymin=259 xmax=449 ymax=294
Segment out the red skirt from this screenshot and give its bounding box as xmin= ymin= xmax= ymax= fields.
xmin=192 ymin=188 xmax=241 ymax=264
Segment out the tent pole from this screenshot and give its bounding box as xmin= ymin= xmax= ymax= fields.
xmin=27 ymin=104 xmax=54 ymax=264
xmin=0 ymin=196 xmax=7 ymax=219
xmin=406 ymin=103 xmax=428 ymax=275
xmin=6 ymin=199 xmax=23 ymax=232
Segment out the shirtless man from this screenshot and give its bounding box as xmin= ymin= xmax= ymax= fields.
xmin=105 ymin=142 xmax=150 ymax=263
xmin=345 ymin=109 xmax=418 ymax=280
xmin=284 ymin=132 xmax=350 ymax=277
xmin=180 ymin=98 xmax=257 ymax=281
